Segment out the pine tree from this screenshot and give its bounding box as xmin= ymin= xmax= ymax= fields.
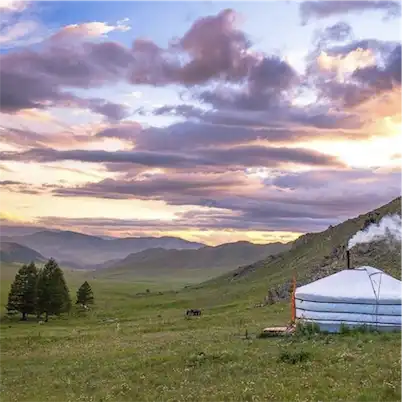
xmin=6 ymin=262 xmax=38 ymax=320
xmin=76 ymin=281 xmax=94 ymax=307
xmin=36 ymin=258 xmax=71 ymax=322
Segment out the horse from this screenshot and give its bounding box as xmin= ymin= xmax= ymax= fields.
xmin=186 ymin=309 xmax=202 ymax=316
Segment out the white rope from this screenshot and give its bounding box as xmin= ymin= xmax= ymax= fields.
xmin=375 ymin=273 xmax=383 ymax=330
xmin=366 ymin=268 xmax=382 ymax=331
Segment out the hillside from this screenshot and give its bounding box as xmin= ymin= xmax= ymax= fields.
xmin=197 ymin=197 xmax=401 ymax=304
xmin=2 ymin=259 xmax=400 ymax=402
xmin=92 ymin=241 xmax=290 ymax=281
xmin=1 ymin=198 xmax=400 ymax=402
xmin=0 ymin=242 xmax=46 ymax=264
xmin=3 ymin=230 xmax=205 ymax=265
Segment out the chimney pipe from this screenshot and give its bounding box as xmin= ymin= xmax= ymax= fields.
xmin=346 ymin=249 xmax=351 ymax=269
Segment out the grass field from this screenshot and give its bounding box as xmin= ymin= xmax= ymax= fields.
xmin=1 ymin=262 xmax=401 ymax=402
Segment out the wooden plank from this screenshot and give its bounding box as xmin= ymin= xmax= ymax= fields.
xmin=263 ymin=326 xmax=288 ymax=333
xmin=261 ymin=325 xmax=296 ymax=337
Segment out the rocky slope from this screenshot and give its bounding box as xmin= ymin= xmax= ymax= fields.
xmin=202 ymin=197 xmax=401 ymax=304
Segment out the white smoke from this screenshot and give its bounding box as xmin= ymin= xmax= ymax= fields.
xmin=348 ymin=214 xmax=402 ymax=250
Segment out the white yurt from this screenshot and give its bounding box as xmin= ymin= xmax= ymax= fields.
xmin=295 ymin=266 xmax=402 ymax=333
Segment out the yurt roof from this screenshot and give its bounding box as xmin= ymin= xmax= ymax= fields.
xmin=295 ymin=266 xmax=401 ymax=305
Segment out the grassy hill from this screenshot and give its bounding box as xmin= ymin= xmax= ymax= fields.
xmin=93 ymin=241 xmax=290 ymax=282
xmin=0 ymin=242 xmax=46 ymax=264
xmin=0 ymin=197 xmax=400 ymax=402
xmin=4 ymin=230 xmax=205 ymax=265
xmin=197 ymin=196 xmax=401 ymax=304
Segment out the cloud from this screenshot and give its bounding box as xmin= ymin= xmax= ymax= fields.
xmin=0 ymin=1 xmax=49 ymax=49
xmin=0 ymin=45 xmax=130 ymax=121
xmin=316 ymin=48 xmax=376 ymax=78
xmin=173 ymin=8 xmax=254 ymax=85
xmin=1 ymin=13 xmax=393 ymax=132
xmin=324 ymin=39 xmax=399 ymax=58
xmin=336 ymin=45 xmax=400 ymax=108
xmin=30 ymin=214 xmax=317 ymax=237
xmin=0 ymin=148 xmax=213 ymax=169
xmin=0 ymin=8 xmax=291 ymax=117
xmin=0 ymin=0 xmax=28 ymax=11
xmin=33 ymin=213 xmax=331 ymax=234
xmin=0 ymin=179 xmax=22 ymax=186
xmin=0 ymin=67 xmax=77 ymax=112
xmin=44 ymin=168 xmax=400 ymax=233
xmin=0 ymin=126 xmax=99 ymax=149
xmin=0 ymin=7 xmax=400 ymax=240
xmin=0 ymin=7 xmax=399 ymax=123
xmin=315 ymin=22 xmax=353 ymax=45
xmin=128 ymin=9 xmax=259 ymax=86
xmin=0 ymin=179 xmax=43 ymax=195
xmin=196 ymin=56 xmax=297 ymax=111
xmin=307 ymin=37 xmax=401 ymax=108
xmin=0 ymin=16 xmax=165 ymax=113
xmin=0 ymin=144 xmax=343 ymax=171
xmin=52 ymin=172 xmax=253 ymax=200
xmin=0 ymin=20 xmax=40 ymax=46
xmin=87 ymin=99 xmax=131 ymax=122
xmin=138 ymin=119 xmax=357 ymax=154
xmin=0 ymin=126 xmax=62 ymax=149
xmin=300 ymin=1 xmax=401 ymax=24
xmin=95 ymin=122 xmax=142 ymax=141
xmin=199 ymin=145 xmax=342 ymax=168
xmin=151 ymin=103 xmax=364 ymax=131
xmin=270 ymin=168 xmax=400 ymax=190
xmin=48 ymin=21 xmax=131 ymax=44
xmin=127 ymin=8 xmax=260 ymax=87
xmin=119 ymin=114 xmax=368 ymax=155
xmin=47 ymin=178 xmax=330 ymax=223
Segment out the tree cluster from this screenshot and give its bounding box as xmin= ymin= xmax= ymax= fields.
xmin=6 ymin=258 xmax=94 ymax=322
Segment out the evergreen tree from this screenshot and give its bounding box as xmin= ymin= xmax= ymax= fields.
xmin=76 ymin=281 xmax=94 ymax=307
xmin=36 ymin=258 xmax=71 ymax=322
xmin=6 ymin=262 xmax=38 ymax=320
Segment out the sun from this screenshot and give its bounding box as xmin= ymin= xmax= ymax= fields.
xmin=293 ymin=116 xmax=402 ymax=169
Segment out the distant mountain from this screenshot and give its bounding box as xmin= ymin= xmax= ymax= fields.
xmin=0 ymin=225 xmax=52 ymax=237
xmin=4 ymin=230 xmax=205 ymax=265
xmin=93 ymin=241 xmax=290 ymax=281
xmin=0 ymin=242 xmax=46 ymax=264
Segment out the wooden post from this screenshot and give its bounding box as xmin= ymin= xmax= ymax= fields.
xmin=291 ymin=274 xmax=296 ymax=323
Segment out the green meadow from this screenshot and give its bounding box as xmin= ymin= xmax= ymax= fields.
xmin=1 ymin=262 xmax=400 ymax=402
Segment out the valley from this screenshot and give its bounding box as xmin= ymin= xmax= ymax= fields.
xmin=1 ymin=197 xmax=401 ymax=402
xmin=1 ymin=231 xmax=290 ymax=283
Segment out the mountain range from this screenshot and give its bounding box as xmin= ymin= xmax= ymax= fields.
xmin=2 ymin=197 xmax=400 ymax=286
xmin=1 ymin=230 xmax=204 ymax=265
xmin=0 ymin=229 xmax=289 ymax=280
xmin=92 ymin=241 xmax=290 ymax=280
